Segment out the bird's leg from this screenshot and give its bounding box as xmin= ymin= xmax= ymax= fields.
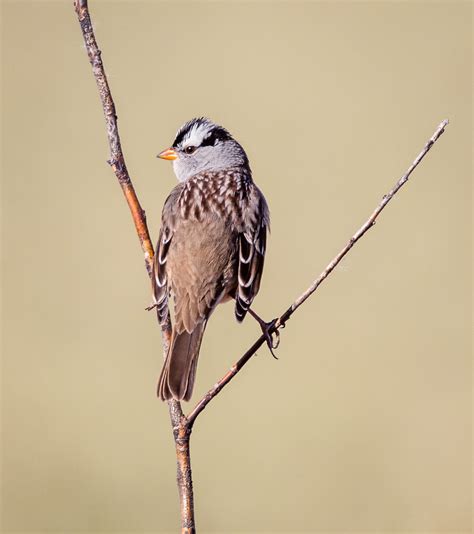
xmin=247 ymin=307 xmax=280 ymax=359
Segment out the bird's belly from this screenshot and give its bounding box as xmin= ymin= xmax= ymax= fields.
xmin=167 ymin=216 xmax=238 ymax=295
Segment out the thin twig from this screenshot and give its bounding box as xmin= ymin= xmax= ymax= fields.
xmin=74 ymin=0 xmax=153 ymax=275
xmin=187 ymin=119 xmax=448 ymax=427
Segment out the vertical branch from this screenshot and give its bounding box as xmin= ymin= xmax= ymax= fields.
xmin=73 ymin=2 xmax=195 ymax=532
xmin=163 ymin=329 xmax=195 ymax=532
xmin=174 ymin=424 xmax=195 ymax=533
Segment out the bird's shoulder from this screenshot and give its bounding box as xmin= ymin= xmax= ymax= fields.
xmin=166 ymin=168 xmax=250 ymax=222
xmin=245 ymin=183 xmax=270 ymax=228
xmin=185 ymin=167 xmax=252 ymax=197
xmin=161 ymin=168 xmax=269 ymax=232
xmin=158 ymin=182 xmax=185 ymax=234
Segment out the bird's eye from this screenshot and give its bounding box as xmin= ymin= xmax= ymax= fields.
xmin=184 ymin=145 xmax=197 ymax=155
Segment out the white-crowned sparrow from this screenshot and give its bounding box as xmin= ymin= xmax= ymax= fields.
xmin=153 ymin=118 xmax=270 ymax=401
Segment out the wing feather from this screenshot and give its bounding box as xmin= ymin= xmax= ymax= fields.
xmin=235 ymin=189 xmax=269 ymax=322
xmin=152 ymin=226 xmax=172 ymax=325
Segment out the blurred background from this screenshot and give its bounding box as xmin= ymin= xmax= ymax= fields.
xmin=1 ymin=1 xmax=472 ymax=532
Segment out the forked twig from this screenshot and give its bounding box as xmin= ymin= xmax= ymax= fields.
xmin=74 ymin=1 xmax=448 ymax=531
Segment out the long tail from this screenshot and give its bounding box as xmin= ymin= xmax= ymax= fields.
xmin=157 ymin=322 xmax=207 ymax=401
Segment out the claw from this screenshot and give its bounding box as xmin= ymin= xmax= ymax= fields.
xmin=266 ymin=328 xmax=280 ymax=359
xmin=261 ymin=319 xmax=278 ymax=359
xmin=233 ymin=300 xmax=282 ymax=359
xmin=248 ymin=310 xmax=280 ymax=359
xmin=272 ymin=328 xmax=281 ymax=349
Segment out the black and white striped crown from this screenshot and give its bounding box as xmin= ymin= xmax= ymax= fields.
xmin=172 ymin=117 xmax=232 ymax=149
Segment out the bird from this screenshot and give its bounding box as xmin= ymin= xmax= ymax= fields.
xmin=152 ymin=117 xmax=271 ymax=401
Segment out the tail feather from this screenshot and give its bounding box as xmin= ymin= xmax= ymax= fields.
xmin=158 ymin=322 xmax=207 ymax=401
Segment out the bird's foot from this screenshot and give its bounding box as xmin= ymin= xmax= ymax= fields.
xmin=145 ymin=302 xmax=157 ymax=312
xmin=248 ymin=309 xmax=280 ymax=359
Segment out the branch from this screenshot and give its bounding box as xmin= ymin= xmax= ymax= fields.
xmin=74 ymin=2 xmax=193 ymax=529
xmin=187 ymin=118 xmax=449 ymax=426
xmin=74 ymin=0 xmax=154 ymax=275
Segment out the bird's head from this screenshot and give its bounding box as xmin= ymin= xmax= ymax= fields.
xmin=158 ymin=118 xmax=249 ymax=182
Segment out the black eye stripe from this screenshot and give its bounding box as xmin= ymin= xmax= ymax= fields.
xmin=200 ymin=127 xmax=232 ymax=147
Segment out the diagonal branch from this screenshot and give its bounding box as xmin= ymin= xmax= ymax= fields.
xmin=186 ymin=118 xmax=449 ymax=427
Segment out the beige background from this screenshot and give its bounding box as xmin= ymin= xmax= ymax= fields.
xmin=1 ymin=0 xmax=472 ymax=532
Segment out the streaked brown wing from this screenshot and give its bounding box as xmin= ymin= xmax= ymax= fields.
xmin=235 ymin=189 xmax=269 ymax=322
xmin=152 ymin=225 xmax=173 ymax=325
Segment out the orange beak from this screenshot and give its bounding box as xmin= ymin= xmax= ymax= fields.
xmin=157 ymin=147 xmax=178 ymax=161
